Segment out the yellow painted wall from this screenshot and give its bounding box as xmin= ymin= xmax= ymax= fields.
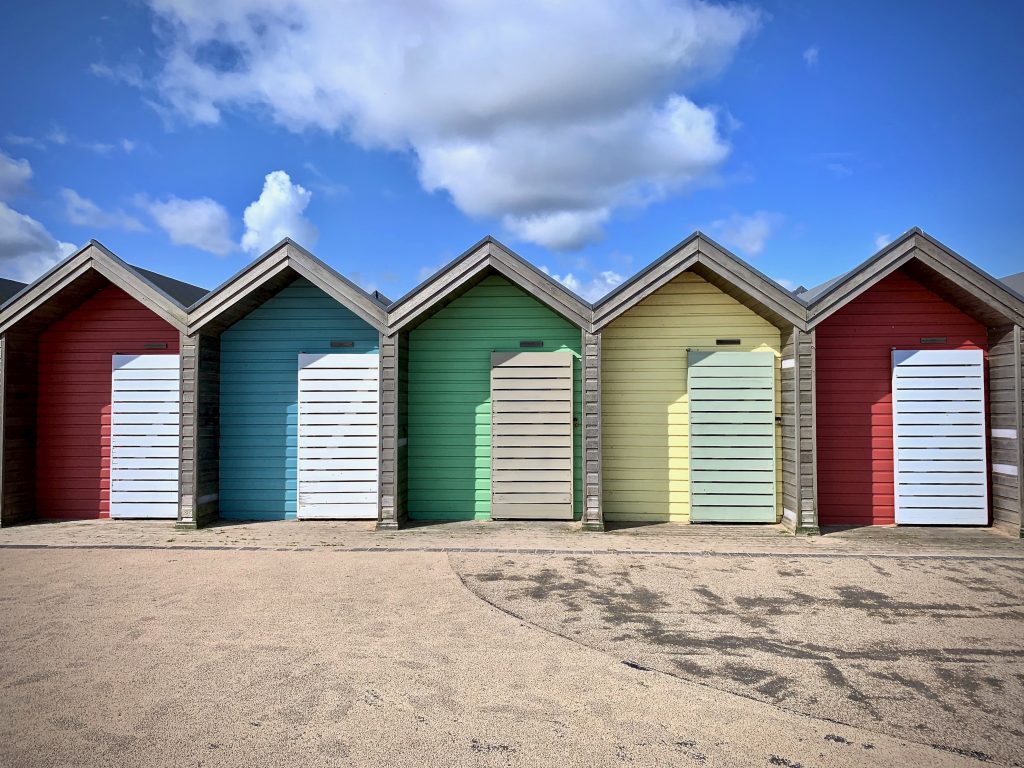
xmin=601 ymin=272 xmax=782 ymax=522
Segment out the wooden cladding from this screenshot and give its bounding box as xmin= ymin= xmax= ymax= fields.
xmin=490 ymin=351 xmax=574 ymax=520
xmin=891 ymin=349 xmax=988 ymax=524
xmin=688 ymin=350 xmax=777 ymax=522
xmin=109 ymin=354 xmax=181 ymax=519
xmin=297 ymin=353 xmax=380 ymax=519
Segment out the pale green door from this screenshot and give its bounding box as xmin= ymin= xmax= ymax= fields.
xmin=688 ymin=351 xmax=776 ymax=522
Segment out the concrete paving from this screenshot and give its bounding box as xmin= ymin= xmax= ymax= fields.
xmin=0 ymin=538 xmax=1020 ymax=767
xmin=1 ymin=517 xmax=1021 ymax=558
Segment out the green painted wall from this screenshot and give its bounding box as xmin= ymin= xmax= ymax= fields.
xmin=406 ymin=274 xmax=582 ymax=521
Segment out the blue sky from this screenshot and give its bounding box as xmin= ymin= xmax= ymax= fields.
xmin=1 ymin=0 xmax=1021 ymax=300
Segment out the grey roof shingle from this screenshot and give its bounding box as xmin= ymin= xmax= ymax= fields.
xmin=1002 ymin=271 xmax=1024 ymax=297
xmin=127 ymin=265 xmax=208 ymax=307
xmin=0 ymin=277 xmax=26 ymax=305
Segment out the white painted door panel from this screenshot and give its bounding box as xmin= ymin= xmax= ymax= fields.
xmin=110 ymin=354 xmax=180 ymax=519
xmin=297 ymin=353 xmax=380 ymax=519
xmin=892 ymin=349 xmax=988 ymax=525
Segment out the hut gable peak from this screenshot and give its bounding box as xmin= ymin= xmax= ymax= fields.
xmin=804 ymin=228 xmax=1024 ymax=328
xmin=0 ymin=239 xmax=194 ymax=335
xmin=186 ymin=238 xmax=387 ymax=335
xmin=386 ymin=236 xmax=593 ymax=332
xmin=592 ymin=232 xmax=806 ymax=331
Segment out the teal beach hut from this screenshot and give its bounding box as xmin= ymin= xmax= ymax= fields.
xmin=178 ymin=240 xmax=388 ymax=526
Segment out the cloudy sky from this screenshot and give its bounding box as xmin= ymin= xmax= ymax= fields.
xmin=1 ymin=0 xmax=1021 ymax=300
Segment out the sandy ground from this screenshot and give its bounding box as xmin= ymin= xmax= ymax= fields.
xmin=1 ymin=545 xmax=1020 ymax=767
xmin=457 ymin=553 xmax=1024 ymax=765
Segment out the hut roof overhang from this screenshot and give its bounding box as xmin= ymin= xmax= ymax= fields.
xmin=186 ymin=238 xmax=388 ymax=336
xmin=386 ymin=236 xmax=593 ymax=333
xmin=0 ymin=240 xmax=201 ymax=336
xmin=592 ymin=232 xmax=807 ymax=332
xmin=803 ymin=228 xmax=1024 ymax=329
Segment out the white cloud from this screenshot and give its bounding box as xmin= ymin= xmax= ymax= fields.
xmin=874 ymin=233 xmax=892 ymax=250
xmin=144 ymin=0 xmax=761 ymax=250
xmin=825 ymin=162 xmax=852 ymax=178
xmin=0 ymin=202 xmax=76 ymax=281
xmin=709 ymin=211 xmax=783 ymax=256
xmin=774 ymin=277 xmax=797 ymax=291
xmin=47 ymin=126 xmax=68 ymax=146
xmin=241 ymin=170 xmax=318 ymax=254
xmin=505 ymin=210 xmax=610 ymax=252
xmin=61 ymin=188 xmax=146 ymax=231
xmin=0 ymin=151 xmax=32 ymax=200
xmin=143 ymin=195 xmax=235 ymax=255
xmin=803 ymin=46 xmax=820 ymax=67
xmin=542 ymin=266 xmax=624 ymax=302
xmin=4 ymin=134 xmax=45 ymax=150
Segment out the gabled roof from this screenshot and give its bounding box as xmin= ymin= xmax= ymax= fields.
xmin=803 ymin=228 xmax=1024 ymax=328
xmin=592 ymin=232 xmax=806 ymax=330
xmin=0 ymin=240 xmax=201 ymax=335
xmin=0 ymin=278 xmax=26 ymax=306
xmin=387 ymin=236 xmax=593 ymax=332
xmin=187 ymin=238 xmax=387 ymax=335
xmin=1003 ymin=271 xmax=1024 ymax=297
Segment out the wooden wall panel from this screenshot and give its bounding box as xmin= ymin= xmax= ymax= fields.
xmin=490 ymin=351 xmax=574 ymax=519
xmin=297 ymin=353 xmax=379 ymax=518
xmin=35 ymin=285 xmax=179 ymax=520
xmin=815 ymin=270 xmax=989 ymax=526
xmin=405 ymin=274 xmax=583 ymax=521
xmin=600 ymin=272 xmax=782 ymax=523
xmin=688 ymin=351 xmax=777 ymax=522
xmin=218 ymin=278 xmax=378 ymax=521
xmin=109 ymin=354 xmax=180 ymax=519
xmin=178 ymin=331 xmax=220 ymax=528
xmin=0 ymin=330 xmax=39 ymax=525
xmin=988 ymin=324 xmax=1023 ymax=535
xmin=891 ymin=349 xmax=987 ymax=524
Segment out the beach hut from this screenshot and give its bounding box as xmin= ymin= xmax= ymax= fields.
xmin=591 ymin=233 xmax=811 ymax=530
xmin=0 ymin=242 xmax=205 ymax=524
xmin=179 ymin=240 xmax=387 ymax=526
xmin=803 ymin=229 xmax=1024 ymax=533
xmin=379 ymin=237 xmax=597 ymax=528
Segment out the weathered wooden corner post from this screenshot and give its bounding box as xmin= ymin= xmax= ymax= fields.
xmin=377 ymin=330 xmax=406 ymax=530
xmin=176 ymin=331 xmax=220 ymax=530
xmin=780 ymin=326 xmax=818 ymax=534
xmin=581 ymin=329 xmax=604 ymax=531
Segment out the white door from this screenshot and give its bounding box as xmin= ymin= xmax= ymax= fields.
xmin=892 ymin=349 xmax=988 ymax=525
xmin=297 ymin=353 xmax=379 ymax=519
xmin=110 ymin=354 xmax=180 ymax=519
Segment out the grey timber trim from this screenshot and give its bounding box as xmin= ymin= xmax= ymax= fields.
xmin=376 ymin=332 xmax=404 ymax=529
xmin=187 ymin=239 xmax=388 ymax=335
xmin=0 ymin=241 xmax=191 ymax=335
xmin=805 ymin=229 xmax=1024 ymax=328
xmin=582 ymin=329 xmax=603 ymax=530
xmin=176 ymin=332 xmax=220 ymax=529
xmin=0 ymin=331 xmax=38 ymax=526
xmin=592 ymin=233 xmax=807 ymax=331
xmin=987 ymin=324 xmax=1024 ymax=537
xmin=781 ymin=327 xmax=798 ymax=533
xmin=797 ymin=328 xmax=818 ymax=532
xmin=387 ymin=237 xmax=593 ymax=332
xmin=782 ymin=327 xmax=818 ymax=533
xmin=1018 ymin=324 xmax=1023 ymax=538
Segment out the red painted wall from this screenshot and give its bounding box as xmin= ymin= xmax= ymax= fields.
xmin=35 ymin=285 xmax=179 ymax=519
xmin=815 ymin=270 xmax=988 ymax=526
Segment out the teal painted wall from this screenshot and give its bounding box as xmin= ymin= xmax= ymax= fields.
xmin=406 ymin=274 xmax=582 ymax=521
xmin=219 ymin=278 xmax=379 ymax=520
